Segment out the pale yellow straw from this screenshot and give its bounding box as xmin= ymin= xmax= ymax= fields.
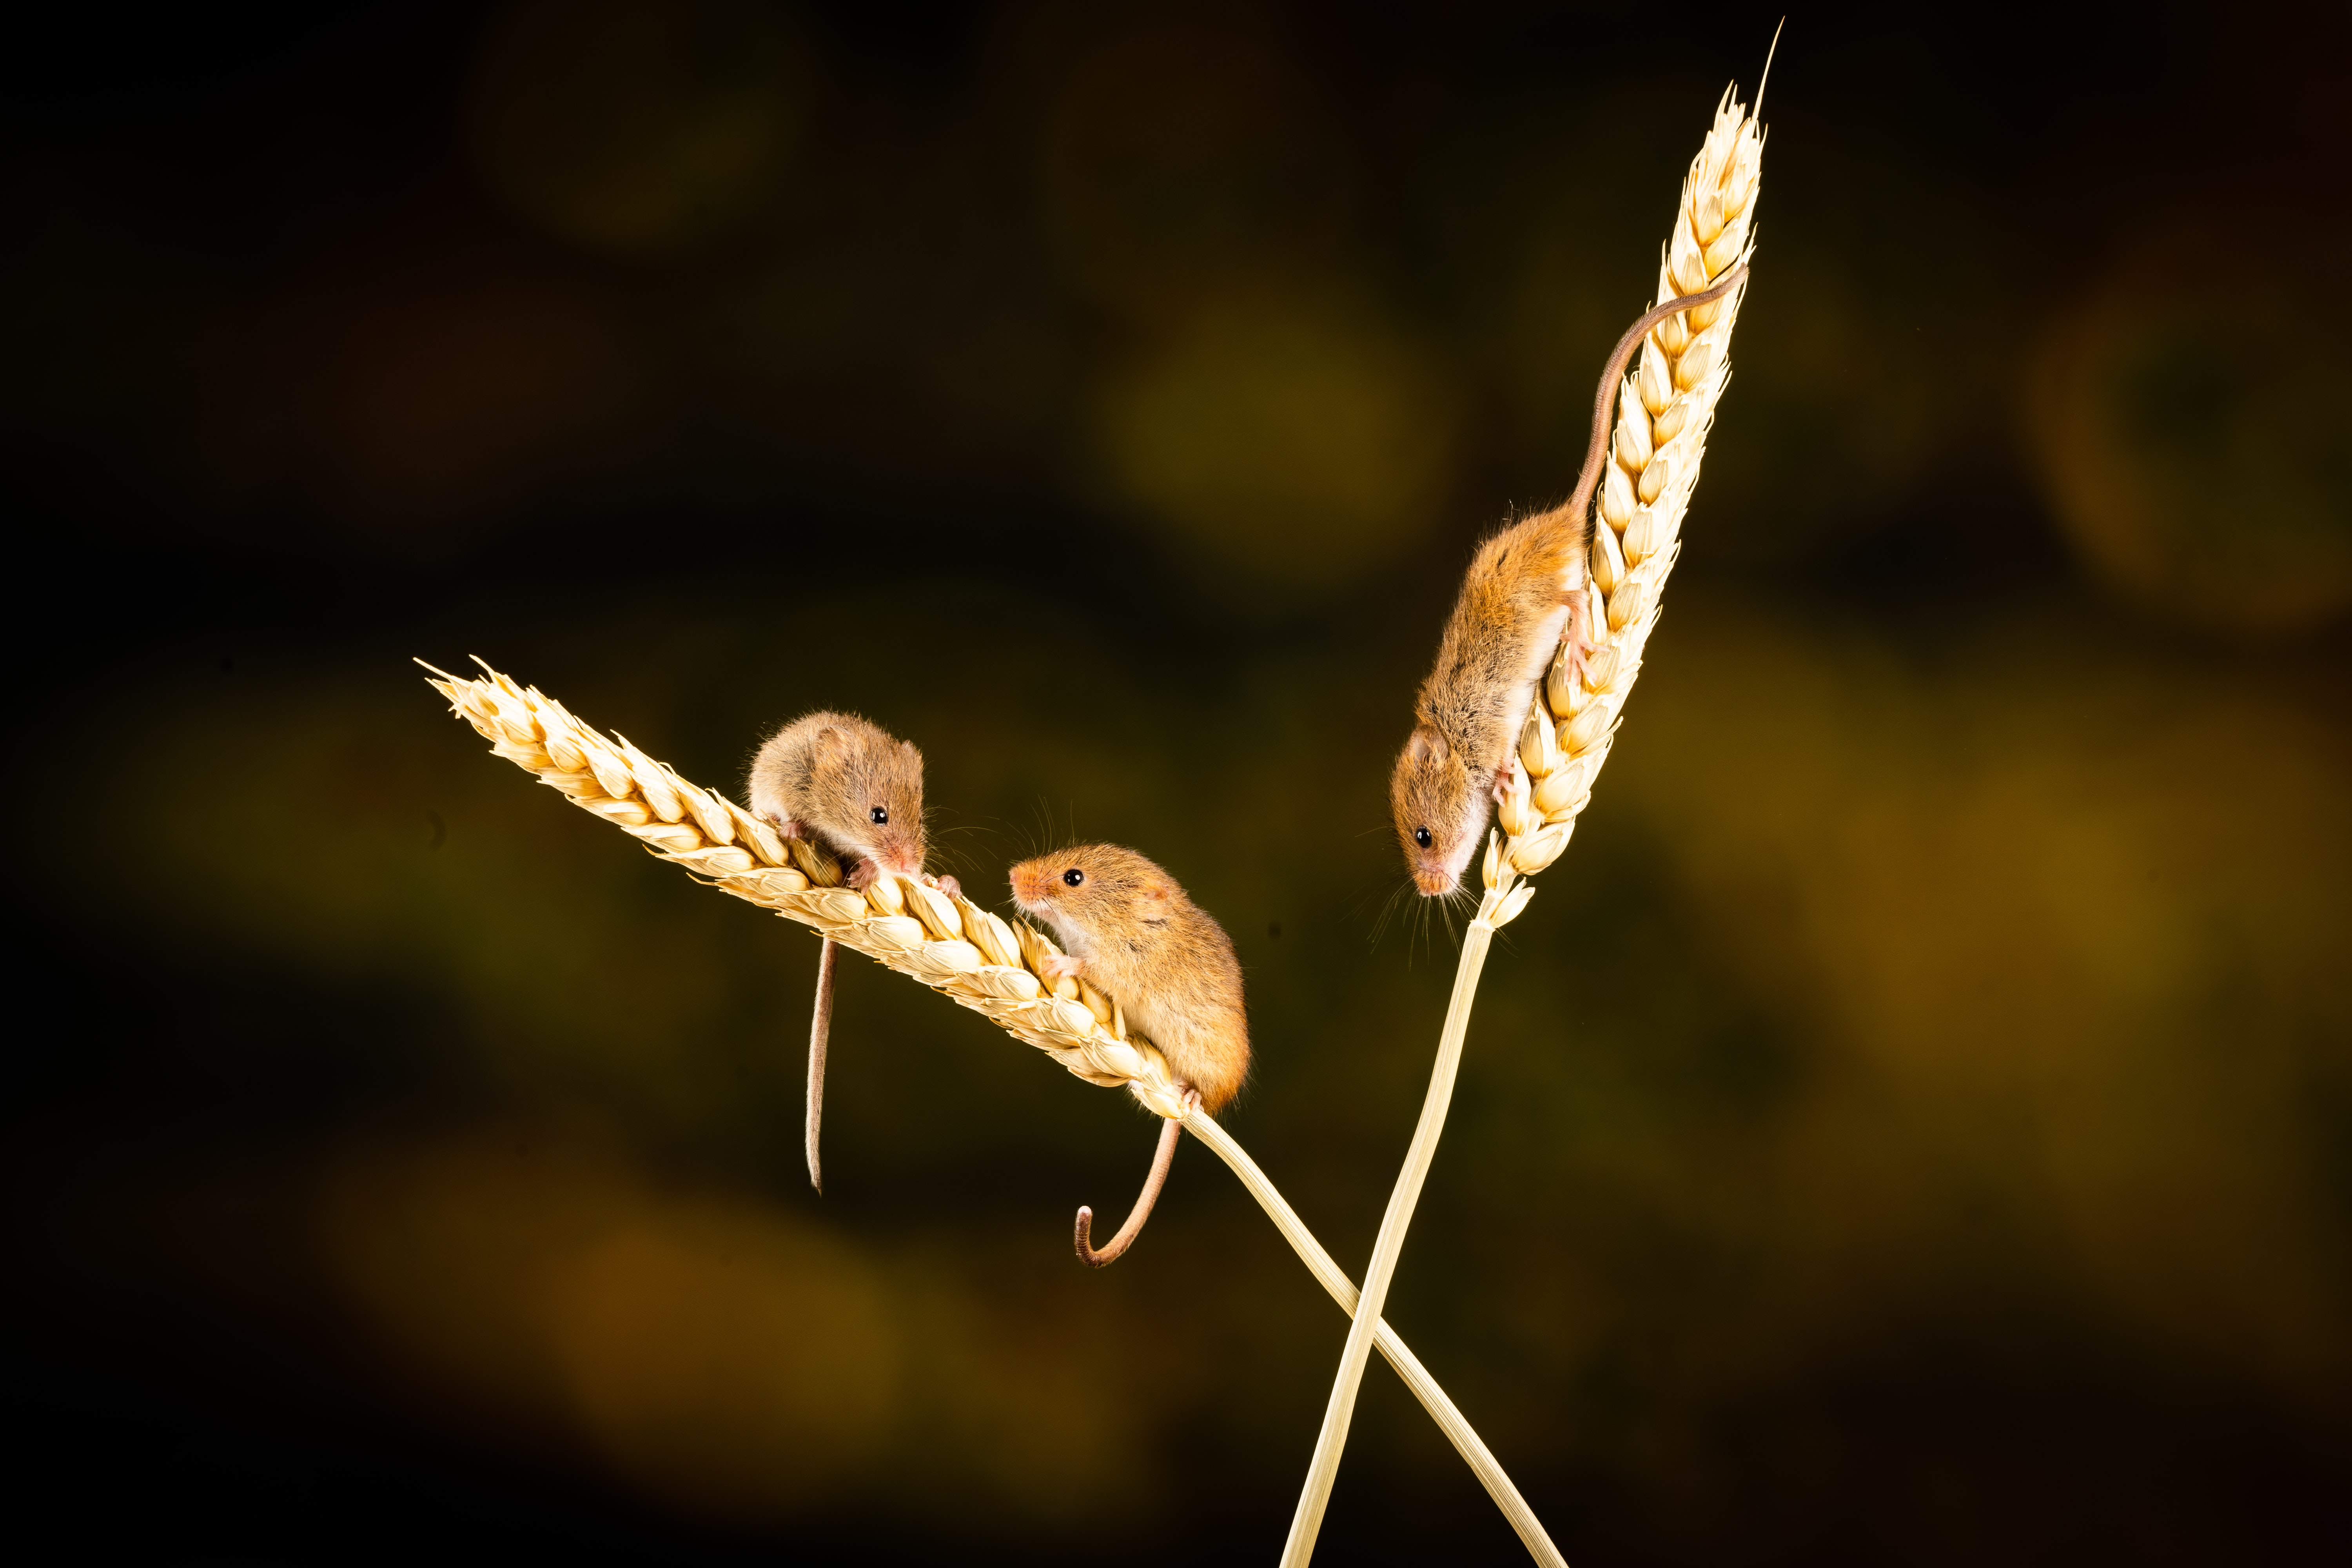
xmin=1280 ymin=82 xmax=1764 ymax=1565
xmin=423 ymin=657 xmax=1567 ymax=1565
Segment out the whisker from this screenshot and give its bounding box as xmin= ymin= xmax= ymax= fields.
xmin=1367 ymin=880 xmax=1411 ymax=949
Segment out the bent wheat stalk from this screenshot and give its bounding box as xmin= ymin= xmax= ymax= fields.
xmin=1281 ymin=87 xmax=1765 ymax=1566
xmin=421 ymin=657 xmax=1566 ymax=1567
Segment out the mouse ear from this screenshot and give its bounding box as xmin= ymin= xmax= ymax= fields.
xmin=1406 ymin=726 xmax=1450 ymax=765
xmin=812 ymin=724 xmax=844 ymax=756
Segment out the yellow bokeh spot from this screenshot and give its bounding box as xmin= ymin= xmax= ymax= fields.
xmin=1093 ymin=291 xmax=1456 ymax=585
xmin=318 ymin=1135 xmax=895 ymax=1523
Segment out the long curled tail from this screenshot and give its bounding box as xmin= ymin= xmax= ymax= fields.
xmin=1074 ymin=1113 xmax=1183 ymax=1267
xmin=1559 ymin=261 xmax=1750 ymax=537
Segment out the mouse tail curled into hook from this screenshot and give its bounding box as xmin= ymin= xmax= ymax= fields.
xmin=1074 ymin=1107 xmax=1187 ymax=1267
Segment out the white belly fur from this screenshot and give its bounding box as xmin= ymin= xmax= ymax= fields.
xmin=1504 ymin=602 xmax=1573 ymax=742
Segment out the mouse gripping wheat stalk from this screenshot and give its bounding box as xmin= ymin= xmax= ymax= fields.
xmin=1281 ymin=87 xmax=1764 ymax=1566
xmin=420 ymin=657 xmax=1568 ymax=1568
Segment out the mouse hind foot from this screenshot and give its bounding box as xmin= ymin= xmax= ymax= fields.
xmin=1555 ymin=588 xmax=1598 ymax=690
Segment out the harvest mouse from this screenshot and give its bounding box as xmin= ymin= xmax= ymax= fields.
xmin=748 ymin=711 xmax=959 ymax=1191
xmin=1390 ymin=263 xmax=1748 ymax=897
xmin=1009 ymin=844 xmax=1249 ymax=1267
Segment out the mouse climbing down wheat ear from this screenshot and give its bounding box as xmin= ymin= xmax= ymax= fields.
xmin=1390 ymin=262 xmax=1748 ymax=898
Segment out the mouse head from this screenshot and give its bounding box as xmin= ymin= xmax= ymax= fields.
xmin=1009 ymin=844 xmax=1174 ymax=945
xmin=809 ymin=721 xmax=929 ymax=875
xmin=1390 ymin=725 xmax=1480 ymax=897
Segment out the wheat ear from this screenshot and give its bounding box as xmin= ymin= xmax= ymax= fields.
xmin=1281 ymin=88 xmax=1763 ymax=1566
xmin=421 ymin=657 xmax=1565 ymax=1565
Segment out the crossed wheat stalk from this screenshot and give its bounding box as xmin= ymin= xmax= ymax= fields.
xmin=423 ymin=654 xmax=1566 ymax=1561
xmin=1278 ymin=84 xmax=1761 ymax=1565
xmin=428 ymin=81 xmax=1759 ymax=1568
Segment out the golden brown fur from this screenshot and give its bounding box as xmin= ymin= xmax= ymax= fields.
xmin=748 ymin=710 xmax=949 ymax=1194
xmin=1389 ymin=263 xmax=1750 ymax=897
xmin=748 ymin=710 xmax=932 ymax=887
xmin=1008 ymin=844 xmax=1249 ymax=1113
xmin=1391 ymin=509 xmax=1581 ymax=895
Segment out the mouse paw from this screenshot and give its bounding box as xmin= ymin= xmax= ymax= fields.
xmin=1039 ymin=954 xmax=1084 ymax=984
xmin=773 ymin=816 xmax=808 ymax=841
xmin=1491 ymin=755 xmax=1523 ymax=805
xmin=845 ymin=857 xmax=880 ymax=890
xmin=1556 ymin=592 xmax=1598 ymax=689
xmin=1560 ymin=637 xmax=1594 ymax=692
xmin=929 ymin=873 xmax=962 ymax=899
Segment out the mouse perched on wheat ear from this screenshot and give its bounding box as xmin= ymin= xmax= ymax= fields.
xmin=748 ymin=711 xmax=958 ymax=1193
xmin=1010 ymin=844 xmax=1248 ymax=1266
xmin=1391 ymin=263 xmax=1748 ymax=898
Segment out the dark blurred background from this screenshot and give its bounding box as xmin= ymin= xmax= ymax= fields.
xmin=6 ymin=1 xmax=2349 ymax=1561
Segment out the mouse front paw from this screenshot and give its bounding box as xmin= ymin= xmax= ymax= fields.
xmin=1491 ymin=755 xmax=1523 ymax=805
xmin=1039 ymin=954 xmax=1084 ymax=984
xmin=845 ymin=857 xmax=880 ymax=889
xmin=772 ymin=816 xmax=808 ymax=840
xmin=929 ymin=873 xmax=962 ymax=898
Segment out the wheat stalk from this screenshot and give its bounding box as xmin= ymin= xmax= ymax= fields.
xmin=1281 ymin=87 xmax=1764 ymax=1565
xmin=421 ymin=656 xmax=1567 ymax=1566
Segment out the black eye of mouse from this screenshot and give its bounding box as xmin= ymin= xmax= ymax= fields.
xmin=1414 ymin=826 xmax=1432 ymax=849
xmin=1062 ymin=868 xmax=1084 ymax=887
xmin=870 ymin=806 xmax=888 ymax=825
